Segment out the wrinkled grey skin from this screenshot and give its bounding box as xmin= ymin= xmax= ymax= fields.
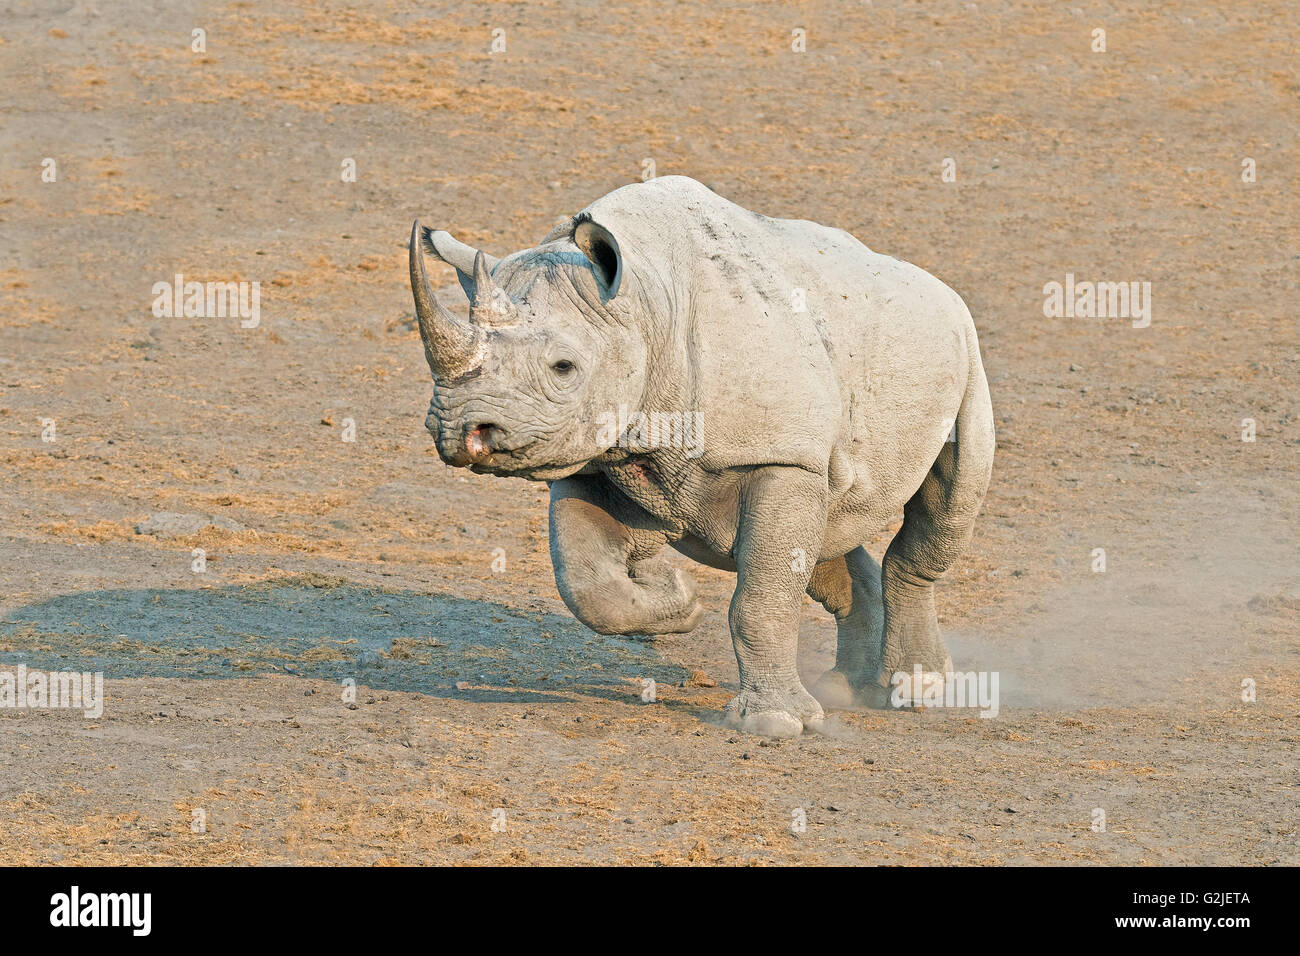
xmin=409 ymin=176 xmax=994 ymax=737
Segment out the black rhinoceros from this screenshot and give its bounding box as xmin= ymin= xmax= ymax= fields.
xmin=408 ymin=176 xmax=994 ymax=737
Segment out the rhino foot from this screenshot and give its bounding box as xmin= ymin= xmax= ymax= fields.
xmin=810 ymin=667 xmax=892 ymax=710
xmin=887 ymin=657 xmax=954 ymax=708
xmin=626 ymin=559 xmax=705 ymax=634
xmin=723 ymin=687 xmax=825 ymax=738
xmin=809 ymin=669 xmax=857 ymax=709
xmin=814 ymin=656 xmax=954 ymax=710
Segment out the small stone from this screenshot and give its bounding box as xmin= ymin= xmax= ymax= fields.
xmin=686 ymin=669 xmax=717 ymax=688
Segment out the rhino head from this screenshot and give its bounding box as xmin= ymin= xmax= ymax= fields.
xmin=408 ymin=215 xmax=645 ymax=481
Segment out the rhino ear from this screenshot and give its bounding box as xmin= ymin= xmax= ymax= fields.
xmin=572 ymin=214 xmax=622 ymax=299
xmin=420 ymin=227 xmax=500 ymax=302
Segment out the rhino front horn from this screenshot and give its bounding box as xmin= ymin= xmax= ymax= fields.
xmin=409 ymin=220 xmax=482 ymax=380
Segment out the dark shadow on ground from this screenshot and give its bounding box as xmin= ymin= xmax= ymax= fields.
xmin=0 ymin=575 xmax=690 ymax=702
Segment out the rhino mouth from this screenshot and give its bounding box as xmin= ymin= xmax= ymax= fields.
xmin=433 ymin=425 xmax=591 ymax=480
xmin=468 ymin=458 xmax=591 ymax=481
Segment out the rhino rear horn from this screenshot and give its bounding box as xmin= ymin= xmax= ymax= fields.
xmin=422 ymin=229 xmax=500 ymax=303
xmin=409 ymin=220 xmax=482 ymax=380
xmin=469 ymin=249 xmax=518 ymax=326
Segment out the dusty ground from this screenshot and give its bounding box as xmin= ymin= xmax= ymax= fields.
xmin=0 ymin=0 xmax=1296 ymax=864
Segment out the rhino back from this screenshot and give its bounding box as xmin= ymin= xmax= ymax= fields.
xmin=586 ymin=177 xmax=974 ymax=523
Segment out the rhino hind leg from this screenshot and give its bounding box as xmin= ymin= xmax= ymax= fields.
xmin=806 ymin=547 xmax=888 ymax=709
xmin=549 ymin=475 xmax=703 ymax=636
xmin=874 ymin=353 xmax=996 ymax=706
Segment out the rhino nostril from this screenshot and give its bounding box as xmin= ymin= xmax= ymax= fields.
xmin=465 ymin=423 xmax=501 ymax=459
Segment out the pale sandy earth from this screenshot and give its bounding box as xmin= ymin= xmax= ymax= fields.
xmin=0 ymin=0 xmax=1296 ymax=864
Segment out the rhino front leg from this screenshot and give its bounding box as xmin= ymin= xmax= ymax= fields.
xmin=549 ymin=475 xmax=702 ymax=636
xmin=723 ymin=466 xmax=828 ymax=737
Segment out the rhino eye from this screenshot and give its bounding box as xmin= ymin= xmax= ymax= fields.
xmin=551 ymin=359 xmax=576 ymax=375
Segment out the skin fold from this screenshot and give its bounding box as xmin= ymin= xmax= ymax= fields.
xmin=408 ymin=176 xmax=995 ymax=737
